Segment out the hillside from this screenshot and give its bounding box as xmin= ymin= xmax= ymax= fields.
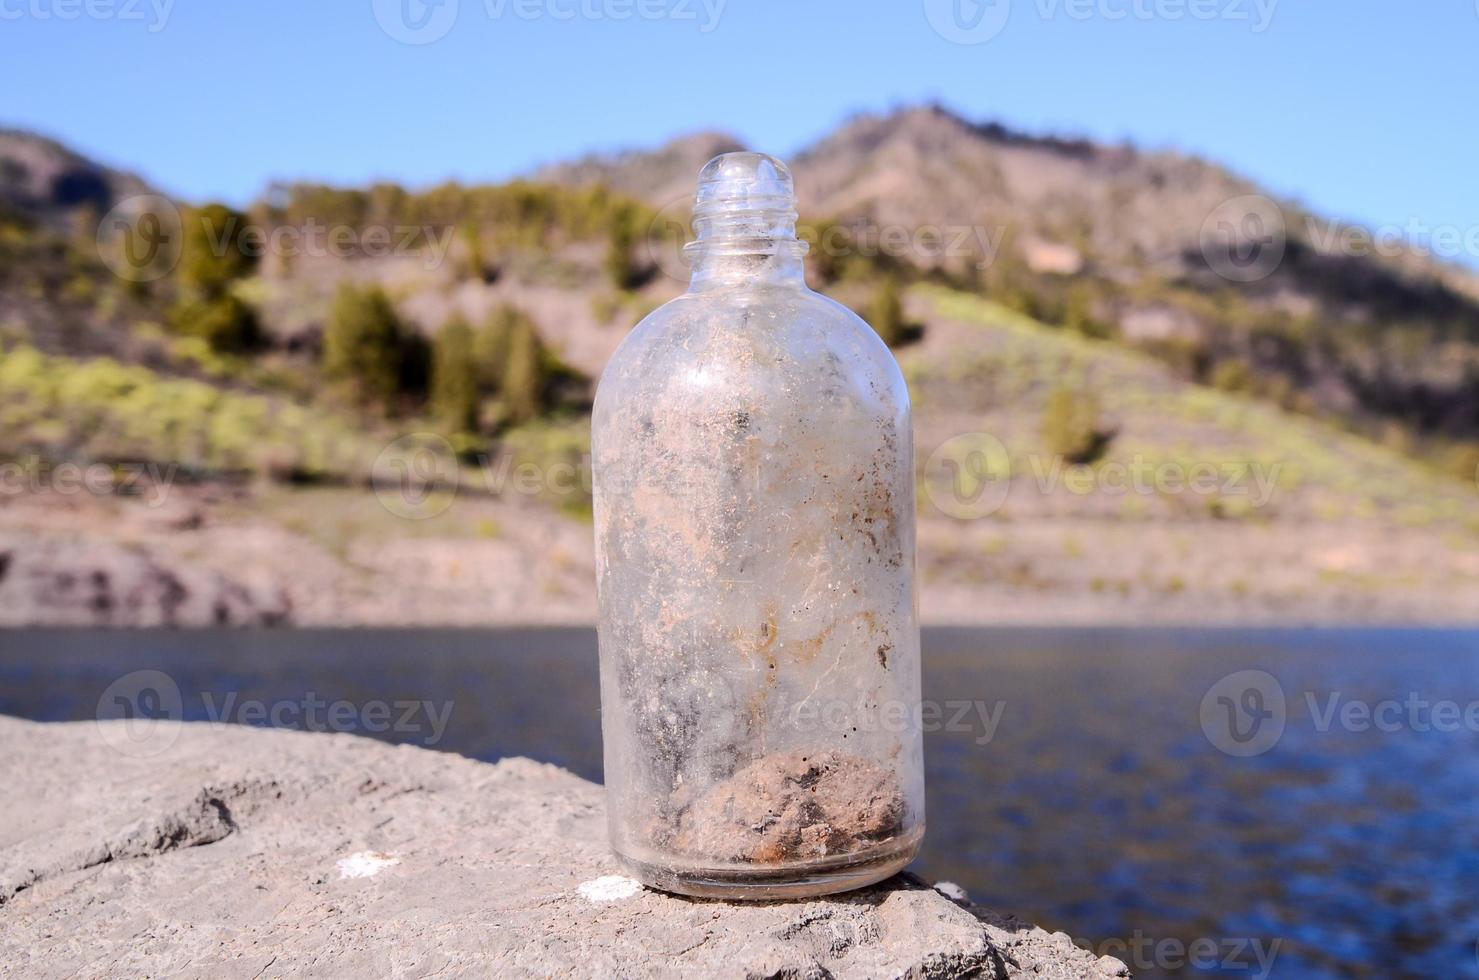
xmin=0 ymin=129 xmax=152 ymax=231
xmin=0 ymin=115 xmax=1476 ymax=625
xmin=543 ymin=106 xmax=1479 ymax=452
xmin=2 ymin=278 xmax=1474 ymax=625
xmin=902 ymin=287 xmax=1477 ymax=623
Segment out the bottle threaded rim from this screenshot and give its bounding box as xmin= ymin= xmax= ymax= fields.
xmin=692 ymin=152 xmax=798 ymax=223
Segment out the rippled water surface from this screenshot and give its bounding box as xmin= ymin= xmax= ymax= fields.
xmin=2 ymin=627 xmax=1475 ymax=978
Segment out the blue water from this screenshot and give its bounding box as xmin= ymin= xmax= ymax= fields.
xmin=1 ymin=627 xmax=1475 ymax=978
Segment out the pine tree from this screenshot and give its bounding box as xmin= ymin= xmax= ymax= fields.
xmin=323 ymin=283 xmax=405 ymax=408
xmin=168 ymin=203 xmax=261 ymax=352
xmin=500 ymin=316 xmax=546 ymax=426
xmin=473 ymin=305 xmax=518 ymax=393
xmin=605 ymin=207 xmax=640 ymax=290
xmin=1042 ymin=385 xmax=1109 ymax=464
xmin=869 ymin=276 xmax=906 ymax=347
xmin=179 ymin=203 xmax=255 ymax=293
xmin=1061 ymin=280 xmax=1108 ymax=339
xmin=431 ymin=316 xmax=479 ymax=433
xmin=169 ymin=293 xmax=260 ymax=353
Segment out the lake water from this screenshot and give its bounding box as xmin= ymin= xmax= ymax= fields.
xmin=1 ymin=627 xmax=1476 ymax=978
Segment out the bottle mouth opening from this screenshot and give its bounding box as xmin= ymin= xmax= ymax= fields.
xmin=686 ymin=152 xmax=805 ymax=253
xmin=692 ymin=152 xmax=794 ymax=210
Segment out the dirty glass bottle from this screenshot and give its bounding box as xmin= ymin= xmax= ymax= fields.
xmin=592 ymin=153 xmax=923 ymax=899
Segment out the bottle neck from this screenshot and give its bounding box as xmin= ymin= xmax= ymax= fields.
xmin=687 ymin=241 xmax=808 ymax=290
xmin=685 ymin=207 xmax=807 ymax=290
xmin=683 ymin=152 xmax=809 ymax=291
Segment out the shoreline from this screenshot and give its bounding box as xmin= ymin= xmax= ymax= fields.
xmin=4 ymin=481 xmax=1476 ymax=628
xmin=4 ymin=619 xmax=1477 ymax=631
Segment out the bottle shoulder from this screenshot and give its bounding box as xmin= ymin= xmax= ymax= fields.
xmin=594 ymin=285 xmax=909 ymax=424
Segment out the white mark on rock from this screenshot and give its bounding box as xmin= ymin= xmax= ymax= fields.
xmin=933 ymin=880 xmax=969 ymax=903
xmin=578 ymin=874 xmax=642 ymax=903
xmin=337 ymin=851 xmax=400 ymax=879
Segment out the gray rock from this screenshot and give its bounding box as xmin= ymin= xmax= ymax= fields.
xmin=0 ymin=717 xmax=1123 ymax=978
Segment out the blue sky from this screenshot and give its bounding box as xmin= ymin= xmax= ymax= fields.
xmin=3 ymin=0 xmax=1476 ymax=249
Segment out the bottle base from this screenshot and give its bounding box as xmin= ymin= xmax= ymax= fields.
xmin=614 ymin=824 xmax=924 ymax=901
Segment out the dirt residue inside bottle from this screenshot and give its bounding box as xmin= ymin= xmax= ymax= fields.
xmin=668 ymin=750 xmax=905 ymax=865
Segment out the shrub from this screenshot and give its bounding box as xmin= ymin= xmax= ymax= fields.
xmin=1042 ymin=385 xmax=1111 ymax=464
xmin=501 ymin=315 xmax=547 ymax=426
xmin=0 ymin=344 xmax=368 ymax=480
xmin=459 ymin=222 xmax=494 ymax=283
xmin=169 ymin=293 xmax=261 ymax=353
xmin=869 ymin=276 xmax=906 ymax=346
xmin=473 ymin=305 xmax=518 ymax=393
xmin=167 ymin=203 xmax=262 ymax=354
xmin=179 ymin=203 xmax=256 ymax=293
xmin=431 ymin=316 xmax=478 ymax=433
xmin=1061 ymin=281 xmax=1110 ymax=339
xmin=323 ymin=283 xmax=407 ymax=408
xmin=1210 ymin=359 xmax=1256 ymax=394
xmin=605 ymin=207 xmax=641 ymax=290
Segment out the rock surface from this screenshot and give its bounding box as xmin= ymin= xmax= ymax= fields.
xmin=0 ymin=717 xmax=1125 ymax=978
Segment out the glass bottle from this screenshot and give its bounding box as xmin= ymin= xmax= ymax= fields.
xmin=592 ymin=152 xmax=923 ymax=899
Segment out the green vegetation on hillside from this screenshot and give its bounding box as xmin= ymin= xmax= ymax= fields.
xmin=431 ymin=316 xmax=478 ymax=434
xmin=323 ymin=283 xmax=417 ymax=409
xmin=868 ymin=275 xmax=907 ymax=346
xmin=912 ymin=286 xmax=1479 ymax=528
xmin=0 ymin=343 xmax=370 ymax=480
xmin=260 ymin=180 xmax=656 ymax=256
xmin=1042 ymin=386 xmax=1110 ymax=465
